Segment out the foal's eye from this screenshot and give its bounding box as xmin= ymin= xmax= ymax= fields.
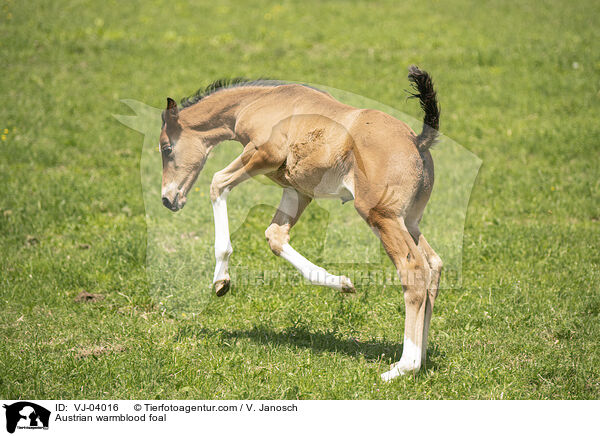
xmin=161 ymin=143 xmax=173 ymax=154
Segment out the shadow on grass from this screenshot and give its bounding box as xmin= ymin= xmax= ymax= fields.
xmin=176 ymin=325 xmax=443 ymax=370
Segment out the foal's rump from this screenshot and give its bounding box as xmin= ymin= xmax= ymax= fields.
xmin=348 ymin=109 xmax=427 ymax=217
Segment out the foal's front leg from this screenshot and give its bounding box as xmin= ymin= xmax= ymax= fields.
xmin=211 ymin=189 xmax=233 ymax=296
xmin=209 ymin=143 xmax=284 ymax=296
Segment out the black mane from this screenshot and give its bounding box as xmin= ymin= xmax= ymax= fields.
xmin=179 ymin=78 xmax=288 ymax=108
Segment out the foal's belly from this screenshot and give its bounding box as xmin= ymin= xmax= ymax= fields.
xmin=266 ymin=166 xmax=355 ymax=202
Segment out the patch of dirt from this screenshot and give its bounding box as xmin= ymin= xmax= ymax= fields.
xmin=74 ymin=291 xmax=104 ymax=303
xmin=73 ymin=344 xmax=127 ymax=359
xmin=180 ymin=232 xmax=199 ymax=240
xmin=77 ymin=243 xmax=91 ymax=250
xmin=25 ymin=235 xmax=39 ymax=246
xmin=163 ymin=245 xmax=177 ymax=253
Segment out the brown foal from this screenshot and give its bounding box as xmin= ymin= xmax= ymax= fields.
xmin=159 ymin=66 xmax=442 ymax=381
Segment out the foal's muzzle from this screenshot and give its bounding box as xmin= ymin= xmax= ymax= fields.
xmin=162 ymin=194 xmax=185 ymax=211
xmin=162 ymin=196 xmax=176 ymax=211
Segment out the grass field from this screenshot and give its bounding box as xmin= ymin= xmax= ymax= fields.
xmin=1 ymin=0 xmax=599 ymax=400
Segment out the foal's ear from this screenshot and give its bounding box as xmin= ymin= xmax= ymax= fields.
xmin=165 ymin=97 xmax=179 ymax=121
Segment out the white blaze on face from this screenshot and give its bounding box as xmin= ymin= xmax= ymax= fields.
xmin=162 ymin=182 xmax=181 ymax=204
xmin=161 ymin=181 xmax=179 ymax=199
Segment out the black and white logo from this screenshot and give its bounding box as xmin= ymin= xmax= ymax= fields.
xmin=3 ymin=402 xmax=50 ymax=433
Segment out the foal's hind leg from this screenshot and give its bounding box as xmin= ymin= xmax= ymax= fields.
xmin=356 ymin=203 xmax=432 ymax=381
xmin=416 ymin=233 xmax=442 ymax=364
xmin=405 ymin=219 xmax=443 ymax=365
xmin=265 ymin=188 xmax=355 ymax=292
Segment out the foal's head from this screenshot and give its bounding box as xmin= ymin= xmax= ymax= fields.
xmin=159 ymin=98 xmax=210 ymax=211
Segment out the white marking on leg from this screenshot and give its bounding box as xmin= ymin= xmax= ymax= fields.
xmin=279 ymin=243 xmax=353 ymax=291
xmin=380 ymin=335 xmax=422 ymax=382
xmin=212 ymin=190 xmax=232 ymax=283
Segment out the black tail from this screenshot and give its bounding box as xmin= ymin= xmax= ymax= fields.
xmin=407 ymin=65 xmax=440 ymax=151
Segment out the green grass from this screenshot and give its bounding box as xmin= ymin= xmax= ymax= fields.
xmin=1 ymin=0 xmax=599 ymax=399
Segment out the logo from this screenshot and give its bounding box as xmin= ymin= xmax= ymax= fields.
xmin=3 ymin=402 xmax=50 ymax=433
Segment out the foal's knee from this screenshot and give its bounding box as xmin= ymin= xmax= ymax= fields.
xmin=210 ymin=171 xmax=228 ymax=202
xmin=265 ymin=223 xmax=290 ymax=256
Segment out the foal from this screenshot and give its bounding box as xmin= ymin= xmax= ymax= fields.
xmin=159 ymin=66 xmax=442 ymax=381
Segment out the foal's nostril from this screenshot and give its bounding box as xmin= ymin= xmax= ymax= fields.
xmin=162 ymin=197 xmax=172 ymax=209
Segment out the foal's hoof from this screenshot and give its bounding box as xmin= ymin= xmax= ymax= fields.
xmin=381 ymin=366 xmax=404 ymax=382
xmin=213 ymin=279 xmax=231 ymax=297
xmin=340 ymin=276 xmax=355 ymax=293
xmin=381 ymin=361 xmax=419 ymax=382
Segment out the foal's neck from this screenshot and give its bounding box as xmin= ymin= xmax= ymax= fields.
xmin=179 ymin=87 xmax=271 ymax=147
